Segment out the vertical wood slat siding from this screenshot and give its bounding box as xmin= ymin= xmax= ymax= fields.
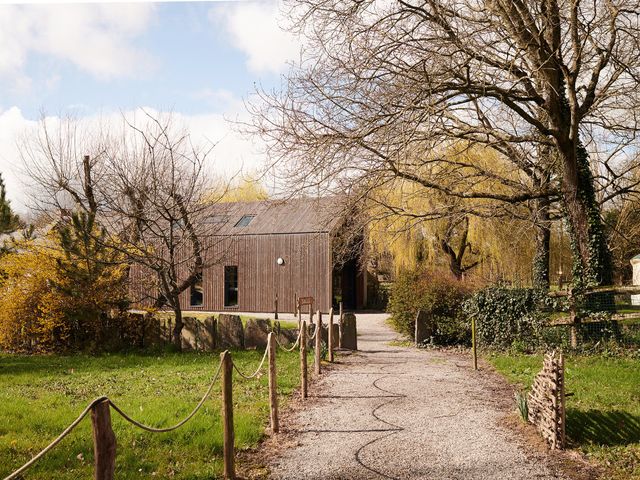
xmin=176 ymin=232 xmax=331 ymax=314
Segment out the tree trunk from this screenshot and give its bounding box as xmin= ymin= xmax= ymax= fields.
xmin=171 ymin=301 xmax=183 ymax=351
xmin=561 ymin=142 xmax=613 ymax=289
xmin=533 ymin=198 xmax=551 ymax=290
xmin=538 ymin=1 xmax=613 ymax=290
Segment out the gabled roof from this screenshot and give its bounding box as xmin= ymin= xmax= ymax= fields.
xmin=203 ymin=197 xmax=344 ymax=236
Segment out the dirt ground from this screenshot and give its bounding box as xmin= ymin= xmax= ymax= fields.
xmin=241 ymin=313 xmax=598 ymax=480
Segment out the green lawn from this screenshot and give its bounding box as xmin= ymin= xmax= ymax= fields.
xmin=0 ymin=349 xmax=303 ymax=479
xmin=489 ymin=354 xmax=640 ymax=479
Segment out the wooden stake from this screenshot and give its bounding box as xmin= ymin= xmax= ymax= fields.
xmin=471 ymin=316 xmax=478 ymax=371
xmin=328 ymin=307 xmax=334 ymax=362
xmin=559 ymin=352 xmax=566 ymax=448
xmin=91 ymin=399 xmax=116 ymax=480
xmin=267 ymin=333 xmax=279 ymax=434
xmin=220 ymin=351 xmax=235 ymax=479
xmin=338 ymin=302 xmax=343 ymax=348
xmin=315 ymin=310 xmax=322 ymax=375
xmin=300 ymin=321 xmax=308 ymax=399
xmin=274 ymin=294 xmax=279 ymax=320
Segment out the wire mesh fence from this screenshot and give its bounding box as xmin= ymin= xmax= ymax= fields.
xmin=542 ymin=286 xmax=640 ymax=353
xmin=543 ymin=318 xmax=640 ymax=352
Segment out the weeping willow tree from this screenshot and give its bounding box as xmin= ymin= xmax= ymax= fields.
xmin=368 ymin=199 xmax=536 ymax=284
xmin=366 ymin=145 xmax=539 ymax=283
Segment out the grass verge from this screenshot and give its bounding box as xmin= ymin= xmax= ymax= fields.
xmin=489 ymin=353 xmax=640 ymax=480
xmin=0 ymin=349 xmax=302 ymax=479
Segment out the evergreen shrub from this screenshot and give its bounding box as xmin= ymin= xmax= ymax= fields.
xmin=387 ymin=268 xmax=472 ymax=345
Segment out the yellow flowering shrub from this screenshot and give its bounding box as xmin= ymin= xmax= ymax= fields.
xmin=0 ymin=241 xmax=68 ymax=352
xmin=0 ymin=229 xmax=129 ymax=353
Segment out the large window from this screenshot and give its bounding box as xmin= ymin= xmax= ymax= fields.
xmin=224 ymin=266 xmax=238 ymax=307
xmin=190 ymin=272 xmax=203 ymax=307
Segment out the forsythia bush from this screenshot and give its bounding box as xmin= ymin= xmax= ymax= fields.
xmin=0 ymin=242 xmax=67 ymax=352
xmin=0 ymin=227 xmax=129 ymax=353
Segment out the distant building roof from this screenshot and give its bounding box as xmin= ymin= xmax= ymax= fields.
xmin=203 ymin=197 xmax=344 ymax=236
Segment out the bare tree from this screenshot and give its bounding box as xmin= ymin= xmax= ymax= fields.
xmin=22 ymin=112 xmax=223 ymax=349
xmin=246 ymin=0 xmax=640 ymax=289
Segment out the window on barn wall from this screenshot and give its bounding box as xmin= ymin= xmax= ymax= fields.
xmin=190 ymin=271 xmax=204 ymax=307
xmin=234 ymin=215 xmax=255 ymax=227
xmin=224 ymin=266 xmax=238 ymax=307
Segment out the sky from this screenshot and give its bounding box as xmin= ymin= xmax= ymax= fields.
xmin=0 ymin=1 xmax=301 ymax=212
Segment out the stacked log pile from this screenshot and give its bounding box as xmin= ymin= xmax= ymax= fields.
xmin=527 ymin=351 xmax=566 ymax=449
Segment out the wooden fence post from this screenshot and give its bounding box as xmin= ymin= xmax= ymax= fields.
xmin=274 ymin=294 xmax=279 ymax=320
xmin=300 ymin=321 xmax=308 ymax=399
xmin=297 ymin=304 xmax=302 ymax=329
xmin=91 ymin=399 xmax=116 ymax=480
xmin=220 ymin=351 xmax=235 ymax=479
xmin=471 ymin=316 xmax=478 ymax=371
xmin=328 ymin=307 xmax=334 ymax=362
xmin=568 ymin=291 xmax=579 ymax=348
xmin=559 ymin=352 xmax=566 ymax=448
xmin=338 ymin=302 xmax=343 ymax=347
xmin=315 ymin=311 xmax=322 ymax=375
xmin=267 ymin=332 xmax=279 ymax=434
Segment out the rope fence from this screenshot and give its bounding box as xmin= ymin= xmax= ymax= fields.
xmin=2 ymin=308 xmax=347 ymax=480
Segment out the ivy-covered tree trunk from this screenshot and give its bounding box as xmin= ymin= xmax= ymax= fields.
xmin=538 ymin=4 xmax=613 ymax=291
xmin=562 ymin=142 xmax=613 ymax=289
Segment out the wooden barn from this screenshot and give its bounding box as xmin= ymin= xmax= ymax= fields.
xmin=177 ymin=197 xmax=367 ymax=314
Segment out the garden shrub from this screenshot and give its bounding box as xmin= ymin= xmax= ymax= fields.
xmin=0 ymin=230 xmax=128 ymax=353
xmin=462 ymin=287 xmax=549 ymax=350
xmin=387 ymin=268 xmax=472 ymax=345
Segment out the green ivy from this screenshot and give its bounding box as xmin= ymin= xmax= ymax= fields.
xmin=462 ymin=286 xmax=551 ymax=350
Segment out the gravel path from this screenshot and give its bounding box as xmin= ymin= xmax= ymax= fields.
xmin=268 ymin=313 xmax=567 ymax=480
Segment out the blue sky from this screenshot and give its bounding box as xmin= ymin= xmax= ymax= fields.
xmin=0 ymin=1 xmax=299 ymax=211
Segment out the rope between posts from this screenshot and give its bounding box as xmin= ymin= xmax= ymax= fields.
xmin=3 ymin=396 xmax=109 ymax=480
xmin=109 ymin=359 xmax=224 ymax=433
xmin=232 ymin=342 xmax=269 ymax=379
xmin=274 ymin=328 xmax=302 ymax=352
xmin=309 ymin=323 xmax=318 ymax=341
xmin=4 ymin=358 xmax=225 ymax=480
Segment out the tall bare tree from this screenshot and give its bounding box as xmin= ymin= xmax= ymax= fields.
xmin=247 ymin=0 xmax=640 ymax=289
xmin=22 ymin=112 xmax=222 ymax=349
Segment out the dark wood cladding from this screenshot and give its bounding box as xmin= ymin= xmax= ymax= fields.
xmin=177 ymin=232 xmax=332 ymax=314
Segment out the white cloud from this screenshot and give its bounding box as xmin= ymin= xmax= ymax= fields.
xmin=0 ymin=107 xmax=38 ymax=212
xmin=211 ymin=1 xmax=301 ymax=74
xmin=0 ymin=3 xmax=155 ymax=87
xmin=0 ymin=104 xmax=266 ymax=214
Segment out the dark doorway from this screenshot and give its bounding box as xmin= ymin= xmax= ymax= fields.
xmin=333 ymin=258 xmax=358 ymax=309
